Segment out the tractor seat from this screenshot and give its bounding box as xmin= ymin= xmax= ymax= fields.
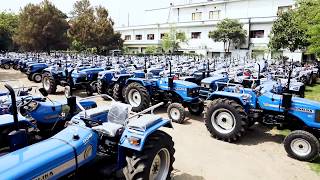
xmin=127 ymin=114 xmax=162 ymax=132
xmin=92 ymin=102 xmax=131 ymax=137
xmin=80 ymin=105 xmax=110 ymax=119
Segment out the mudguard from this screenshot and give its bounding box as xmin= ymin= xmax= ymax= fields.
xmin=0 ymin=125 xmax=98 ymax=179
xmin=207 ymin=91 xmax=248 ymax=106
xmin=0 ymin=114 xmax=35 ymax=128
xmin=119 ymin=117 xmax=172 ymax=151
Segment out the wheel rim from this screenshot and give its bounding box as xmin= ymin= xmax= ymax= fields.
xmin=43 ymin=77 xmax=51 ymax=90
xmin=211 ymin=108 xmax=236 ymax=134
xmin=35 ymin=75 xmax=42 ymax=82
xmin=170 ymin=108 xmax=181 ymax=121
xmin=128 ymin=89 xmax=141 ymax=107
xmin=4 ymin=65 xmax=9 ymax=69
xmin=290 ymin=138 xmax=312 ymax=157
xmin=149 ymin=148 xmax=170 ymax=180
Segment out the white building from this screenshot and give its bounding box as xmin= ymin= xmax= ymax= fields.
xmin=115 ymin=0 xmax=300 ymax=60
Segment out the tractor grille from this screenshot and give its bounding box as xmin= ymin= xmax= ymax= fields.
xmin=187 ymin=87 xmax=200 ymax=97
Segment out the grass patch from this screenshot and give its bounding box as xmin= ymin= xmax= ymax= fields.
xmin=304 ymin=82 xmax=320 ymax=174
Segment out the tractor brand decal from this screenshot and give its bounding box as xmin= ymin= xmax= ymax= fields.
xmin=174 ymin=88 xmax=187 ymax=91
xmin=32 ymin=147 xmax=90 ymax=180
xmin=33 ymin=171 xmax=54 ymax=180
xmin=291 ymin=108 xmax=314 ymax=114
xmin=263 ymin=103 xmax=280 ymax=108
xmin=83 ymin=133 xmax=93 ymax=144
xmin=84 ymin=145 xmax=93 ymax=159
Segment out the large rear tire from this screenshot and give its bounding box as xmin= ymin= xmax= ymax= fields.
xmin=123 ymin=130 xmax=175 ymax=180
xmin=204 ymin=98 xmax=248 ymax=142
xmin=113 ymin=83 xmax=123 ymax=101
xmin=284 ymin=130 xmax=320 ymax=162
xmin=42 ymin=74 xmax=57 ymax=94
xmin=125 ymin=82 xmax=150 ymax=112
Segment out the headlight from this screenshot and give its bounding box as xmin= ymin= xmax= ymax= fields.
xmin=187 ymin=88 xmax=200 ymax=97
xmin=28 ymin=101 xmax=39 ymax=112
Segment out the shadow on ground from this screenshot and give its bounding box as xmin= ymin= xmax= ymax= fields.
xmin=172 ymin=169 xmax=205 ymax=180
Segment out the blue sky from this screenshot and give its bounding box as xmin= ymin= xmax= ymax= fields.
xmin=0 ymin=0 xmax=198 ymax=26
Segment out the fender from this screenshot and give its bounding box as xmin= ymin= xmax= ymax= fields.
xmin=0 ymin=114 xmax=36 ymax=129
xmin=207 ymin=91 xmax=248 ymax=106
xmin=126 ymin=78 xmax=149 ymax=87
xmin=119 ymin=117 xmax=172 ymax=151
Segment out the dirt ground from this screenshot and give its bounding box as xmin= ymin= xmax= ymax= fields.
xmin=0 ymin=69 xmax=319 ymax=180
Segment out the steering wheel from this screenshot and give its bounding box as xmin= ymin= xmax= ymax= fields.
xmin=18 ymin=96 xmax=34 ymax=116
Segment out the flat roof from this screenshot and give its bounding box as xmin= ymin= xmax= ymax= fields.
xmin=172 ymin=0 xmax=241 ymax=9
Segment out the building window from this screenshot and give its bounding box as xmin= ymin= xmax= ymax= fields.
xmin=250 ymin=30 xmax=264 ymax=38
xmin=147 ymin=34 xmax=155 ymax=40
xmin=124 ymin=35 xmax=131 ymax=40
xmin=160 ymin=33 xmax=166 ymax=39
xmin=135 ymin=35 xmax=142 ymax=40
xmin=192 ymin=12 xmax=202 ymax=21
xmin=191 ymin=32 xmax=201 ymax=39
xmin=277 ymin=6 xmax=292 ymax=15
xmin=209 ymin=11 xmax=220 ymax=20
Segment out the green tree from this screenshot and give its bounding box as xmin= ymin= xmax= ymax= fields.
xmin=145 ymin=46 xmax=158 ymax=54
xmin=69 ymin=0 xmax=123 ymax=55
xmin=0 ymin=12 xmax=19 ymax=51
xmin=269 ymin=10 xmax=308 ymax=53
xmin=295 ymin=0 xmax=320 ymax=55
xmin=161 ymin=27 xmax=187 ymax=53
xmin=14 ymin=0 xmax=69 ymax=54
xmin=209 ymin=19 xmax=247 ymax=54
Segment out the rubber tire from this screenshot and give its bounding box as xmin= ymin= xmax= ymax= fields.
xmin=167 ymin=103 xmax=186 ymax=124
xmin=13 ymin=65 xmax=18 ymax=70
xmin=204 ymin=98 xmax=248 ymax=142
xmin=3 ymin=64 xmax=10 ymax=69
xmin=90 ymin=81 xmax=98 ymax=93
xmin=123 ymin=130 xmax=175 ymax=180
xmin=284 ymin=130 xmax=320 ymax=162
xmin=124 ymin=82 xmax=150 ymax=112
xmin=113 ymin=83 xmax=123 ymax=101
xmin=27 ymin=74 xmax=33 ymax=81
xmin=42 ymin=74 xmax=57 ymax=94
xmin=97 ymin=80 xmax=106 ymax=95
xmin=32 ymin=73 xmax=42 ymax=83
xmin=86 ymin=85 xmax=94 ymax=96
xmin=188 ymin=101 xmax=204 ymax=116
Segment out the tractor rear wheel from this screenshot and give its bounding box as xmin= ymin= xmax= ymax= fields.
xmin=113 ymin=83 xmax=123 ymax=101
xmin=167 ymin=103 xmax=186 ymax=124
xmin=32 ymin=73 xmax=42 ymax=83
xmin=284 ymin=130 xmax=320 ymax=162
xmin=125 ymin=82 xmax=150 ymax=112
xmin=123 ymin=130 xmax=175 ymax=180
xmin=42 ymin=74 xmax=57 ymax=94
xmin=204 ymin=98 xmax=248 ymax=142
xmin=188 ymin=101 xmax=204 ymax=116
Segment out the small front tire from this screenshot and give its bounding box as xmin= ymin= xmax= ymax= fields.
xmin=284 ymin=130 xmax=320 ymax=162
xmin=167 ymin=103 xmax=186 ymax=124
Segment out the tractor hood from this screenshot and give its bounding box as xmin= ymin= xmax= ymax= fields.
xmin=201 ymin=75 xmax=228 ymax=84
xmin=292 ymin=97 xmax=320 ymax=111
xmin=79 ymin=68 xmax=104 ymax=75
xmin=174 ymin=80 xmax=198 ymax=89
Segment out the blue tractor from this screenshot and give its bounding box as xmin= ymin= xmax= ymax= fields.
xmin=124 ymin=62 xmax=203 ymax=123
xmin=0 ymin=85 xmax=97 ymax=151
xmin=97 ymin=69 xmax=132 ymax=101
xmin=42 ymin=64 xmax=104 ymax=95
xmin=25 ymin=63 xmax=49 ymax=83
xmin=0 ymin=89 xmax=175 ymax=179
xmin=203 ymin=68 xmax=320 ymax=161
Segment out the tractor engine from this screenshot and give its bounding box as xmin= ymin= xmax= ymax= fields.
xmin=97 ymin=134 xmax=120 ymax=157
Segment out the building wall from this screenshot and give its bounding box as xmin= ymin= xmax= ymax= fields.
xmin=116 ymin=0 xmax=297 ymax=59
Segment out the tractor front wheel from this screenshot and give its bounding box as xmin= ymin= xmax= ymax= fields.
xmin=113 ymin=83 xmax=123 ymax=101
xmin=123 ymin=130 xmax=175 ymax=180
xmin=167 ymin=103 xmax=186 ymax=124
xmin=3 ymin=64 xmax=10 ymax=69
xmin=125 ymin=82 xmax=150 ymax=112
xmin=32 ymin=73 xmax=42 ymax=83
xmin=284 ymin=130 xmax=320 ymax=162
xmin=188 ymin=101 xmax=204 ymax=116
xmin=204 ymin=98 xmax=248 ymax=142
xmin=42 ymin=74 xmax=57 ymax=94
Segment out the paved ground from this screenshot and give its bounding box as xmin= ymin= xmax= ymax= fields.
xmin=0 ymin=69 xmax=319 ymax=180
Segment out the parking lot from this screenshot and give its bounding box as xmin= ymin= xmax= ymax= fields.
xmin=1 ymin=68 xmax=319 ymax=180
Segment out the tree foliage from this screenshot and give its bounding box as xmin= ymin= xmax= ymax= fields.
xmin=209 ymin=19 xmax=247 ymax=53
xmin=0 ymin=12 xmax=19 ymax=51
xmin=145 ymin=45 xmax=158 ymax=54
xmin=295 ymin=0 xmax=320 ymax=55
xmin=269 ymin=10 xmax=308 ymax=52
xmin=14 ymin=0 xmax=69 ymax=53
xmin=161 ymin=26 xmax=187 ymax=53
xmin=69 ymin=0 xmax=123 ymax=54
